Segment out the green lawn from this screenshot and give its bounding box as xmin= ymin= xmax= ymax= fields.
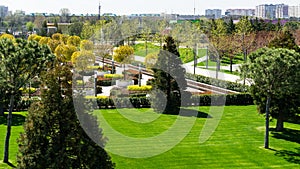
xmin=1 ymin=106 xmax=300 ymax=168
xmin=133 ymin=43 xmax=160 ymax=57
xmin=0 ymin=112 xmax=27 ymax=168
xmin=95 ymin=106 xmax=300 ymax=169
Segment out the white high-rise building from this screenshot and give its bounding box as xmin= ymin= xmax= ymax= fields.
xmin=256 ymin=4 xmax=289 ymax=19
xmin=225 ymin=9 xmax=255 ymax=16
xmin=276 ymin=4 xmax=289 ymax=18
xmin=289 ymin=5 xmax=300 ymax=18
xmin=205 ymin=9 xmax=222 ymax=19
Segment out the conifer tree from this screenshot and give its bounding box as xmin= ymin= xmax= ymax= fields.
xmin=151 ymin=36 xmax=188 ymax=115
xmin=17 ymin=64 xmax=114 ymax=169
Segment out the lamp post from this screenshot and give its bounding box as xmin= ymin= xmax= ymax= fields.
xmin=138 ymin=63 xmax=141 ymax=87
xmin=94 ymin=70 xmax=97 ymax=97
xmin=112 ymin=60 xmax=114 ymax=74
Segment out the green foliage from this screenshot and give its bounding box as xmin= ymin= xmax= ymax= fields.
xmin=17 ymin=65 xmax=114 ymax=168
xmin=127 ymin=85 xmax=152 ymax=91
xmin=151 ymin=36 xmax=187 ymax=114
xmin=240 ymin=47 xmax=300 ymax=131
xmin=0 ymin=38 xmax=55 ymax=162
xmin=68 ymin=22 xmax=84 ymax=36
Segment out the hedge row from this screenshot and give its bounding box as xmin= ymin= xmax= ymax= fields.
xmin=87 ymin=93 xmax=253 ymax=109
xmin=104 ymin=74 xmax=123 ymax=79
xmin=127 ymin=85 xmax=152 ymax=91
xmin=96 ymin=79 xmax=116 ymax=86
xmin=187 ymin=93 xmax=253 ymax=106
xmin=185 ymin=73 xmax=248 ymax=92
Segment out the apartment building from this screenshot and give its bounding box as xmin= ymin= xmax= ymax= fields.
xmin=0 ymin=5 xmax=8 ymax=18
xmin=205 ymin=9 xmax=222 ymax=19
xmin=289 ymin=5 xmax=300 ymax=18
xmin=225 ymin=9 xmax=255 ymax=16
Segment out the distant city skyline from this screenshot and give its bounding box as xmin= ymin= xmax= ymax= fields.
xmin=1 ymin=0 xmax=300 ymax=15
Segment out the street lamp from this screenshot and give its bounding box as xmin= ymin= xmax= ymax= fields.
xmin=112 ymin=60 xmax=114 ymax=74
xmin=138 ymin=63 xmax=141 ymax=87
xmin=94 ymin=70 xmax=97 ymax=97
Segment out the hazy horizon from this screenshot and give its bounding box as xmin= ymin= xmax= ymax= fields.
xmin=1 ymin=0 xmax=300 ymax=15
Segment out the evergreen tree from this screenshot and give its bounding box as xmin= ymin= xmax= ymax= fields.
xmin=17 ymin=64 xmax=114 ymax=169
xmin=151 ymin=36 xmax=188 ymax=115
xmin=226 ymin=17 xmax=235 ymax=34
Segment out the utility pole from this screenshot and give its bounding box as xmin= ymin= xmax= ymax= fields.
xmin=98 ymin=1 xmax=101 ymax=20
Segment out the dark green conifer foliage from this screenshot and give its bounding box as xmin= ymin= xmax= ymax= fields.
xmin=151 ymin=36 xmax=188 ymax=115
xmin=17 ymin=65 xmax=114 ymax=169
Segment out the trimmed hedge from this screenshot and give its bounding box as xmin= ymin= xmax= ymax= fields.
xmin=87 ymin=93 xmax=253 ymax=109
xmin=127 ymin=85 xmax=152 ymax=91
xmin=104 ymin=74 xmax=123 ymax=79
xmin=97 ymin=79 xmax=116 ymax=86
xmin=185 ymin=73 xmax=248 ymax=92
xmin=187 ymin=93 xmax=253 ymax=106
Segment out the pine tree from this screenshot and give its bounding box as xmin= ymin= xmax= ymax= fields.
xmin=151 ymin=36 xmax=188 ymax=115
xmin=17 ymin=64 xmax=114 ymax=169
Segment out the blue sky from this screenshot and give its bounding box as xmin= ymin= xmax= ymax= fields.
xmin=1 ymin=0 xmax=300 ymax=15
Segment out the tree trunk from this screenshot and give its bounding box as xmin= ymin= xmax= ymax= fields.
xmin=230 ymin=58 xmax=233 ymax=73
xmin=3 ymin=95 xmax=14 ymax=163
xmin=276 ymin=111 xmax=284 ymax=132
xmin=264 ymin=96 xmax=271 ymax=149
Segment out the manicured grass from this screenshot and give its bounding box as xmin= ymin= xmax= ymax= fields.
xmin=95 ymin=106 xmax=300 ymax=168
xmin=1 ymin=106 xmax=300 ymax=168
xmin=0 ymin=112 xmax=27 ymax=168
xmin=133 ymin=43 xmax=160 ymax=57
xmin=179 ymin=48 xmax=207 ymax=63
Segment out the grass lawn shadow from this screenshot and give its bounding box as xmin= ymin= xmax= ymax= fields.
xmin=271 ymin=128 xmax=300 ymax=165
xmin=275 ymin=148 xmax=300 ymax=165
xmin=0 ymin=113 xmax=26 ymax=126
xmin=270 ymin=128 xmax=300 ymax=144
xmin=179 ymin=108 xmax=211 ymax=118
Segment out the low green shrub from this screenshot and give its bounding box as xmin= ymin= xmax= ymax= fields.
xmin=104 ymin=74 xmax=124 ymax=79
xmin=187 ymin=93 xmax=253 ymax=106
xmin=85 ymin=93 xmax=253 ymax=109
xmin=97 ymin=79 xmax=116 ymax=86
xmin=185 ymin=73 xmax=248 ymax=92
xmin=127 ymin=85 xmax=152 ymax=91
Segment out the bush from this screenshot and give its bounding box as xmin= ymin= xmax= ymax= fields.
xmin=84 ymin=93 xmax=253 ymax=109
xmin=97 ymin=79 xmax=116 ymax=86
xmin=187 ymin=93 xmax=253 ymax=106
xmin=104 ymin=74 xmax=124 ymax=79
xmin=185 ymin=73 xmax=248 ymax=92
xmin=127 ymin=85 xmax=152 ymax=91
